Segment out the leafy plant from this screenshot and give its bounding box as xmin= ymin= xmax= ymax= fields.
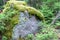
xmin=2 ymin=36 xmax=7 ymax=40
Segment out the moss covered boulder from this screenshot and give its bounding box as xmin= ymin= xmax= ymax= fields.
xmin=0 ymin=0 xmax=44 ymax=40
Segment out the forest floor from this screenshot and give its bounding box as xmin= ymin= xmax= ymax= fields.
xmin=55 ymin=29 xmax=60 ymax=40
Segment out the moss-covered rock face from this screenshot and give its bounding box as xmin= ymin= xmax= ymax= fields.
xmin=3 ymin=0 xmax=44 ymax=20
xmin=0 ymin=0 xmax=44 ymax=40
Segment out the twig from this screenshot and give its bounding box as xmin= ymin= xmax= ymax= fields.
xmin=51 ymin=11 xmax=60 ymax=25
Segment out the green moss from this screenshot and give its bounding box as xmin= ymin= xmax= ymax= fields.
xmin=4 ymin=15 xmax=19 ymax=39
xmin=13 ymin=4 xmax=44 ymax=20
xmin=4 ymin=0 xmax=44 ymax=20
xmin=0 ymin=7 xmax=19 ymax=40
xmin=4 ymin=1 xmax=27 ymax=8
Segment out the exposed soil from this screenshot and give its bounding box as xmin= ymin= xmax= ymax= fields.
xmin=0 ymin=31 xmax=2 ymax=40
xmin=55 ymin=29 xmax=60 ymax=40
xmin=0 ymin=9 xmax=2 ymax=13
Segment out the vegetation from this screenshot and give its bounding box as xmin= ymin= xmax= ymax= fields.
xmin=0 ymin=0 xmax=60 ymax=40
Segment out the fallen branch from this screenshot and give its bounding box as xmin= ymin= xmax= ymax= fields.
xmin=51 ymin=11 xmax=60 ymax=25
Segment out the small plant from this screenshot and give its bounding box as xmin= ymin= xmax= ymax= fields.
xmin=2 ymin=36 xmax=7 ymax=40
